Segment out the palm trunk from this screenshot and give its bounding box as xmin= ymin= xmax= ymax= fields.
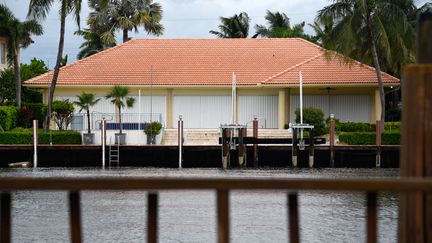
xmin=366 ymin=14 xmax=385 ymax=132
xmin=118 ymin=106 xmax=122 ymax=134
xmin=86 ymin=109 xmax=91 ymax=134
xmin=122 ymin=29 xmax=129 ymax=43
xmin=44 ymin=2 xmax=67 ymax=132
xmin=13 ymin=47 xmax=21 ymax=109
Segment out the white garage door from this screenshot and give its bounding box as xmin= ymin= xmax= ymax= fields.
xmin=173 ymin=96 xmax=231 ymax=128
xmin=238 ymin=95 xmax=278 ymax=128
xmin=290 ymin=95 xmax=371 ymax=122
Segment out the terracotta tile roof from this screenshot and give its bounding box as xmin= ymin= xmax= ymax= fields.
xmin=25 ymin=38 xmax=399 ymax=86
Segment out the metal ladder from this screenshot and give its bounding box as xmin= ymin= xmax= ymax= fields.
xmin=109 ymin=137 xmax=120 ymax=167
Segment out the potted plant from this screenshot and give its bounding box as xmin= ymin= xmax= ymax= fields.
xmin=74 ymin=92 xmax=100 ymax=144
xmin=105 ymin=86 xmax=135 ymax=145
xmin=144 ymin=121 xmax=163 ymax=144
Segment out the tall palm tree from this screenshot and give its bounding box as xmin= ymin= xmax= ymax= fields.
xmin=254 ymin=10 xmax=307 ymax=38
xmin=105 ymin=86 xmax=135 ymax=134
xmin=317 ymin=0 xmax=415 ymax=125
xmin=210 ymin=12 xmax=250 ymax=38
xmin=28 ymin=0 xmax=83 ymax=132
xmin=75 ymin=28 xmax=116 ymax=59
xmin=74 ymin=92 xmax=100 ymax=133
xmin=88 ymin=0 xmax=164 ymax=43
xmin=0 ymin=4 xmax=43 ymax=109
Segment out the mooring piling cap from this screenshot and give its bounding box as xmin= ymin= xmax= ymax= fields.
xmin=330 ymin=114 xmax=335 ymax=119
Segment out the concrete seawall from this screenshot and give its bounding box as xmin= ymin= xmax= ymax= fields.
xmin=0 ymin=145 xmax=399 ymax=168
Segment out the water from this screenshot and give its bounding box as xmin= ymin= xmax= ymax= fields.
xmin=0 ymin=168 xmax=399 ymax=243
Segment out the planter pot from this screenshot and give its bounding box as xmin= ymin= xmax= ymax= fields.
xmin=115 ymin=133 xmax=126 ymax=145
xmin=147 ymin=135 xmax=156 ymax=144
xmin=83 ymin=133 xmax=95 ymax=145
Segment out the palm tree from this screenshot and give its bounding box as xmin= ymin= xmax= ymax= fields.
xmin=28 ymin=0 xmax=83 ymax=132
xmin=0 ymin=4 xmax=43 ymax=109
xmin=74 ymin=92 xmax=100 ymax=133
xmin=254 ymin=10 xmax=307 ymax=38
xmin=75 ymin=28 xmax=116 ymax=59
xmin=317 ymin=0 xmax=415 ymax=126
xmin=210 ymin=12 xmax=250 ymax=38
xmin=88 ymin=0 xmax=164 ymax=43
xmin=106 ymin=86 xmax=135 ymax=134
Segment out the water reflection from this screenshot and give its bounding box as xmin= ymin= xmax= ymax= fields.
xmin=1 ymin=168 xmax=399 ymax=243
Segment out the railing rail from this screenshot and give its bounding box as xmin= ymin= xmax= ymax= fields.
xmin=1 ymin=177 xmax=432 ymax=243
xmin=69 ymin=113 xmax=164 ymax=131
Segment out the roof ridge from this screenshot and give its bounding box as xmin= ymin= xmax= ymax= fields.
xmin=24 ymin=40 xmax=134 ymax=84
xmin=261 ymin=52 xmax=324 ymax=83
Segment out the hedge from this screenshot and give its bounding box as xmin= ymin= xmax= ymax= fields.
xmin=335 ymin=121 xmax=401 ymax=133
xmin=0 ymin=106 xmax=18 ymax=131
xmin=0 ymin=130 xmax=82 ymax=144
xmin=338 ymin=131 xmax=400 ymax=145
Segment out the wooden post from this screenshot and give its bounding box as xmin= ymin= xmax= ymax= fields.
xmin=288 ymin=193 xmax=300 ymax=243
xmin=217 ymin=190 xmax=230 ymax=243
xmin=238 ymin=128 xmax=247 ymax=167
xmin=221 ymin=128 xmax=230 ymax=169
xmin=178 ymin=116 xmax=184 ymax=168
xmin=399 ymin=10 xmax=432 ymax=243
xmin=292 ymin=128 xmax=298 ymax=167
xmin=375 ymin=120 xmax=381 ymax=168
xmin=366 ymin=192 xmax=377 ymax=243
xmin=329 ymin=115 xmax=335 ymax=167
xmin=309 ymin=128 xmax=315 ymax=168
xmin=69 ymin=191 xmax=82 ymax=243
xmin=253 ymin=117 xmax=259 ymax=167
xmin=147 ymin=193 xmax=158 ymax=243
xmin=1 ymin=192 xmax=11 ymax=243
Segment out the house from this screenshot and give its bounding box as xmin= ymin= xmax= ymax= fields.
xmin=25 ymin=38 xmax=399 ymax=132
xmin=0 ymin=37 xmax=7 ymax=71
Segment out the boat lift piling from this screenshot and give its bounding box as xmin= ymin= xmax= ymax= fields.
xmin=101 ymin=118 xmax=106 ymax=169
xmin=375 ymin=120 xmax=382 ymax=168
xmin=329 ymin=114 xmax=336 ymax=167
xmin=252 ymin=117 xmax=259 ymax=167
xmin=33 ymin=120 xmax=38 ymax=168
xmin=178 ymin=116 xmax=184 ymax=169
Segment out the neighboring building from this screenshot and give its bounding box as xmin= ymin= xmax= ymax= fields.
xmin=0 ymin=37 xmax=7 ymax=71
xmin=25 ymin=38 xmax=399 ymax=130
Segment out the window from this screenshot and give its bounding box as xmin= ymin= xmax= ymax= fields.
xmin=0 ymin=43 xmax=5 ymax=64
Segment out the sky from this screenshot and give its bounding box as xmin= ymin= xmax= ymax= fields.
xmin=3 ymin=0 xmax=431 ymax=66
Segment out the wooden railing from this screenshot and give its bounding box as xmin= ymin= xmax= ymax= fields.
xmin=1 ymin=177 xmax=432 ymax=243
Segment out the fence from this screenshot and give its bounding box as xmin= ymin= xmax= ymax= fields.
xmin=70 ymin=113 xmax=164 ymax=131
xmin=1 ymin=177 xmax=432 ymax=243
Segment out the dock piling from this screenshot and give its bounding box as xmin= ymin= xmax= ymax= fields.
xmin=33 ymin=120 xmax=38 ymax=168
xmin=101 ymin=118 xmax=106 ymax=169
xmin=253 ymin=117 xmax=259 ymax=167
xmin=375 ymin=120 xmax=381 ymax=168
xmin=238 ymin=127 xmax=247 ymax=167
xmin=309 ymin=128 xmax=315 ymax=168
xmin=178 ymin=116 xmax=184 ymax=168
xmin=221 ymin=127 xmax=230 ymax=169
xmin=292 ymin=128 xmax=298 ymax=167
xmin=329 ymin=115 xmax=335 ymax=167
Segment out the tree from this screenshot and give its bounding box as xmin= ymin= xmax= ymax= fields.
xmin=0 ymin=58 xmax=48 ymax=104
xmin=105 ymin=86 xmax=135 ymax=134
xmin=74 ymin=92 xmax=100 ymax=133
xmin=254 ymin=10 xmax=310 ymax=39
xmin=75 ymin=28 xmax=116 ymax=59
xmin=28 ymin=0 xmax=83 ymax=132
xmin=210 ymin=12 xmax=250 ymax=38
xmin=317 ymin=0 xmax=415 ymax=126
xmin=52 ymin=99 xmax=74 ymax=130
xmin=0 ymin=4 xmax=43 ymax=109
xmin=88 ymin=0 xmax=164 ymax=43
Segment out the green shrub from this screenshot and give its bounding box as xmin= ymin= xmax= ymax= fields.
xmin=144 ymin=121 xmax=163 ymax=136
xmin=0 ymin=130 xmax=81 ymax=144
xmin=338 ymin=131 xmax=400 ymax=145
xmin=52 ymin=100 xmax=74 ymax=130
xmin=336 ymin=122 xmax=375 ymax=132
xmin=295 ymin=107 xmax=325 ymax=135
xmin=24 ymin=103 xmax=47 ymax=127
xmin=384 ymin=122 xmax=400 ymax=131
xmin=0 ymin=106 xmax=18 ymax=131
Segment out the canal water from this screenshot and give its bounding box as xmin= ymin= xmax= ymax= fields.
xmin=0 ymin=168 xmax=398 ymax=243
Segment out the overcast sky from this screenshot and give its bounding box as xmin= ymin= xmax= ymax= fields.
xmin=3 ymin=0 xmax=430 ymax=65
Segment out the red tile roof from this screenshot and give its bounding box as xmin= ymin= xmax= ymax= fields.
xmin=25 ymin=38 xmax=399 ymax=86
